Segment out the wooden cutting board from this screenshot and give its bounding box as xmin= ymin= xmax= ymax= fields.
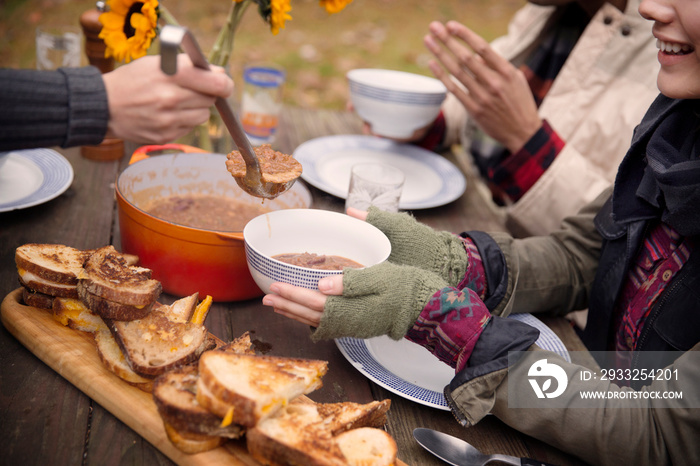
xmin=1 ymin=288 xmax=406 ymax=466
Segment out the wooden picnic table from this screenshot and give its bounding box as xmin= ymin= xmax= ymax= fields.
xmin=0 ymin=105 xmax=591 ymax=465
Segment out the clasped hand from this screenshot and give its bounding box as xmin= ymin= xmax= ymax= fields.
xmin=424 ymin=20 xmax=542 ymax=153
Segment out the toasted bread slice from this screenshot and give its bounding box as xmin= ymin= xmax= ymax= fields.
xmin=248 ymin=400 xmax=395 ymax=466
xmin=77 ymin=284 xmax=154 ymax=321
xmin=21 ymin=286 xmax=54 ymax=310
xmin=247 ymin=401 xmax=347 ymax=466
xmin=217 ymin=331 xmax=256 ymax=355
xmin=16 ymin=243 xmax=90 ymax=298
xmin=52 ymin=297 xmax=108 ymax=334
xmin=94 ymin=328 xmax=154 ymax=389
xmin=81 ymin=249 xmax=140 ymax=267
xmin=162 ymin=422 xmax=225 ymax=455
xmin=94 ymin=294 xmax=205 ymax=390
xmin=225 ymin=144 xmax=303 ymax=184
xmin=153 ymin=365 xmax=246 ymax=440
xmin=79 ymin=245 xmax=161 ymax=307
xmin=15 ymin=243 xmax=88 ymax=285
xmin=105 ymin=308 xmax=212 ymax=378
xmin=335 ymin=427 xmax=397 ymax=466
xmin=196 ymin=352 xmax=328 ymax=427
xmin=152 ymin=333 xmax=255 ymax=441
xmin=316 ymin=400 xmax=391 ymax=436
xmin=167 ymin=293 xmax=198 ymax=323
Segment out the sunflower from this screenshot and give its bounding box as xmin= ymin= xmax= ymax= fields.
xmin=268 ymin=0 xmax=292 ymax=35
xmin=99 ymin=0 xmax=159 ymax=63
xmin=319 ymin=0 xmax=353 ymax=14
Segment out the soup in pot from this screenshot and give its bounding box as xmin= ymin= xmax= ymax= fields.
xmin=144 ymin=193 xmax=271 ymax=231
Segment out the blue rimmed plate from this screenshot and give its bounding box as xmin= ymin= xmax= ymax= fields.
xmin=335 ymin=313 xmax=571 ymax=410
xmin=293 ymin=135 xmax=466 ymax=210
xmin=0 ymin=148 xmax=74 ymax=213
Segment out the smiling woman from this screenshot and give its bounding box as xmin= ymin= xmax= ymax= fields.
xmin=262 ymin=0 xmax=700 ymax=463
xmin=639 ymin=0 xmax=700 ymax=99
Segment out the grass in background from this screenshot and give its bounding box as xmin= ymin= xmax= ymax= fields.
xmin=0 ymin=0 xmax=524 ymax=109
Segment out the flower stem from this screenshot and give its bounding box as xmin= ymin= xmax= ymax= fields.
xmin=158 ymin=4 xmax=180 ymax=27
xmin=208 ymin=0 xmax=252 ymax=67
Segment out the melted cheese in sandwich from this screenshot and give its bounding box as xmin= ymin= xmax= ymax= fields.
xmin=220 ymin=407 xmax=235 ymax=428
xmin=17 ymin=268 xmax=74 ymax=291
xmin=53 ymin=298 xmax=107 ymax=333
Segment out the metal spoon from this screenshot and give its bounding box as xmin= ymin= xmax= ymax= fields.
xmin=159 ymin=25 xmax=296 ymax=199
xmin=413 ymin=428 xmax=555 ymax=466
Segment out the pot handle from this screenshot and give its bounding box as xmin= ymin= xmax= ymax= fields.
xmin=130 ymin=143 xmax=208 ymax=165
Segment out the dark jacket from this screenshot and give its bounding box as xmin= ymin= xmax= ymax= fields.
xmin=583 ymin=96 xmax=700 ymax=362
xmin=444 ymin=98 xmax=700 ymax=465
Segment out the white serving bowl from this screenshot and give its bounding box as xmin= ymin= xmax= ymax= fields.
xmin=347 ymin=68 xmax=447 ymax=139
xmin=243 ymin=209 xmax=391 ymax=293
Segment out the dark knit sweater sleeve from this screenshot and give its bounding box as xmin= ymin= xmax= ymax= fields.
xmin=0 ymin=66 xmax=108 ymax=150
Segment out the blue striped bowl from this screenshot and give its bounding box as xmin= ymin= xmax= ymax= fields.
xmin=243 ymin=209 xmax=391 ymax=294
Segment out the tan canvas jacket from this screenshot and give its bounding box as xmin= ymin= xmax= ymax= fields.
xmin=442 ymin=1 xmax=660 ymax=236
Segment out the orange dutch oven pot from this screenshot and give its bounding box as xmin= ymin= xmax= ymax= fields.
xmin=115 ymin=144 xmax=311 ymax=302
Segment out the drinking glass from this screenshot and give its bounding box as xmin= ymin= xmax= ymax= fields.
xmin=345 ymin=163 xmax=405 ymax=213
xmin=36 ymin=25 xmax=82 ymax=70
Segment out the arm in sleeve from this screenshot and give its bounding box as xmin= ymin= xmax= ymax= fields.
xmin=0 ymin=66 xmax=108 ymax=150
xmin=486 ymin=120 xmax=565 ymax=202
xmin=447 ymin=339 xmax=700 ymax=466
xmin=464 ymin=186 xmax=608 ymax=317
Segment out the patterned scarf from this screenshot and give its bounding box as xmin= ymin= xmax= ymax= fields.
xmin=613 ymin=96 xmax=700 ymax=236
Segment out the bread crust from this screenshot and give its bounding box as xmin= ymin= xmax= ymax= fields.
xmin=152 ymin=334 xmax=255 ymax=440
xmin=19 ymin=276 xmax=78 ymax=299
xmin=21 ymin=286 xmax=54 ymax=310
xmin=247 ymin=427 xmax=347 ymax=466
xmin=196 ymin=352 xmax=328 ymax=427
xmin=162 ymin=422 xmax=225 ymax=454
xmin=316 ymin=400 xmax=391 ymax=436
xmin=78 ymin=283 xmax=154 ymax=320
xmin=246 ymin=400 xmax=395 ymax=466
xmin=246 ymin=402 xmax=346 ymax=466
xmin=335 ymin=427 xmax=397 ymax=466
xmin=80 ymin=246 xmax=161 ymax=306
xmin=196 ymin=371 xmax=257 ymax=427
xmin=95 ymin=329 xmax=153 ymax=386
xmin=153 ymin=365 xmax=246 ymax=439
xmin=105 ymin=313 xmax=212 ymax=378
xmin=15 ymin=243 xmax=89 ymax=286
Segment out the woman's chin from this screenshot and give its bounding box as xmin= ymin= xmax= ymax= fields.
xmin=657 ymin=72 xmax=700 ymax=100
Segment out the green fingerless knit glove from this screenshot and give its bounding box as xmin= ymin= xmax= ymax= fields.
xmin=365 ymin=207 xmax=468 ymax=286
xmin=310 ymin=261 xmax=449 ymax=342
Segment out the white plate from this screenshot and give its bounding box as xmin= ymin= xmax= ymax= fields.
xmin=0 ymin=149 xmax=74 ymax=212
xmin=293 ymin=135 xmax=466 ymax=210
xmin=335 ymin=313 xmax=571 ymax=411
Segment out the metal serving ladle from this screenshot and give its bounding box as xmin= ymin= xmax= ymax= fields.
xmin=159 ymin=25 xmax=295 ymax=199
